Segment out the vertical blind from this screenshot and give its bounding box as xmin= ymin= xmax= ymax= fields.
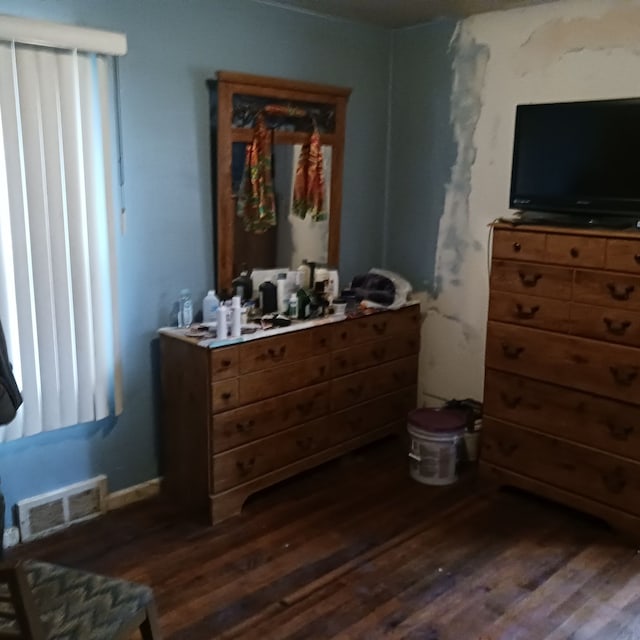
xmin=0 ymin=39 xmax=122 ymax=440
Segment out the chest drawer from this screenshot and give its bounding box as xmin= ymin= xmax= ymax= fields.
xmin=331 ymin=355 xmax=418 ymax=412
xmin=490 ymin=260 xmax=572 ymax=300
xmin=606 ymin=238 xmax=640 ymax=274
xmin=573 ymin=270 xmax=640 ymax=311
xmin=331 ymin=305 xmax=420 ymax=349
xmin=484 ymin=370 xmax=640 ymax=460
xmin=492 ymin=229 xmax=546 ymax=262
xmin=486 ymin=322 xmax=640 ymax=405
xmin=212 ymin=416 xmax=332 ymax=493
xmin=488 ymin=291 xmax=571 ymax=332
xmin=570 ymin=303 xmax=640 ymax=348
xmin=239 ymin=330 xmax=316 ymax=374
xmin=211 ymin=382 xmax=330 ymax=453
xmin=211 ymin=379 xmax=238 ymax=413
xmin=239 ymin=354 xmax=330 ymax=405
xmin=545 ymin=233 xmax=606 ymax=268
xmin=209 ymin=346 xmax=238 ymax=380
xmin=482 ymin=418 xmax=640 ymax=516
xmin=331 ymin=333 xmax=419 ymax=377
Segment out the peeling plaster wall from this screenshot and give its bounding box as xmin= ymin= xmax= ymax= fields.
xmin=421 ymin=0 xmax=640 ymax=405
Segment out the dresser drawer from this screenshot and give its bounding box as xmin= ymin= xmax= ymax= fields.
xmin=606 ymin=238 xmax=640 ymax=274
xmin=486 ymin=322 xmax=640 ymax=404
xmin=212 ymin=416 xmax=332 ymax=492
xmin=490 ymin=260 xmax=572 ymax=300
xmin=570 ymin=303 xmax=640 ymax=348
xmin=331 ymin=356 xmax=418 ymax=412
xmin=332 ymin=387 xmax=416 ymax=444
xmin=482 ymin=418 xmax=640 ymax=516
xmin=239 ymin=330 xmax=313 ymax=374
xmin=331 ymin=333 xmax=419 ymax=377
xmin=211 ymin=379 xmax=238 ymax=413
xmin=209 ymin=346 xmax=238 ymax=380
xmin=484 ymin=370 xmax=640 ymax=460
xmin=239 ymin=354 xmax=330 ymax=405
xmin=574 ymin=269 xmax=640 ymax=311
xmin=488 ymin=291 xmax=571 ymax=332
xmin=331 ymin=305 xmax=420 ymax=349
xmin=492 ymin=229 xmax=546 ymax=262
xmin=545 ymin=233 xmax=606 ymax=268
xmin=211 ymin=382 xmax=330 ymax=453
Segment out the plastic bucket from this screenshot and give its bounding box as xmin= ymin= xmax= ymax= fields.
xmin=407 ymin=408 xmax=467 ymax=486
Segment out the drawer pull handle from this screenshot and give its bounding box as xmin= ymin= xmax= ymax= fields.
xmin=221 ymin=392 xmax=232 ymax=401
xmin=296 ymin=436 xmax=314 ymax=451
xmin=236 ymin=457 xmax=256 ymax=476
xmin=635 ymin=253 xmax=640 ymax=264
xmin=372 ymin=321 xmax=388 ymax=335
xmin=570 ymin=247 xmax=580 ymax=258
xmin=601 ymin=468 xmax=627 ymax=494
xmin=515 ymin=303 xmax=540 ymax=320
xmin=221 ymin=359 xmax=232 ymax=368
xmin=347 ymin=384 xmax=364 ymax=397
xmin=518 ymin=270 xmax=542 ymax=288
xmin=497 ymin=441 xmax=518 ymax=457
xmin=340 ymin=331 xmax=348 ymax=341
xmin=607 ymin=283 xmax=635 ymax=301
xmin=266 ymin=345 xmax=286 ymax=361
xmin=606 ymin=422 xmax=634 ymax=441
xmin=603 ymin=317 xmax=631 ymax=336
xmin=296 ymin=401 xmax=313 ymax=415
xmin=609 ymin=366 xmax=639 ymax=386
xmin=371 ymin=347 xmax=386 ymax=361
xmin=236 ymin=420 xmax=254 ymax=433
xmin=513 ymin=242 xmax=521 ymax=253
xmin=501 ymin=343 xmax=524 ymax=359
xmin=499 ymin=392 xmax=522 ymax=409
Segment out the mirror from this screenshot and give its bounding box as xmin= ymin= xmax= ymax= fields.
xmin=209 ymin=71 xmax=351 ymax=293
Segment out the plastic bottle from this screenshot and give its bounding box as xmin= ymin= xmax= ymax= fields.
xmin=178 ymin=289 xmax=193 ymax=328
xmin=297 ymin=260 xmax=311 ymax=289
xmin=276 ymin=273 xmax=288 ymax=314
xmin=202 ymin=290 xmax=220 ymax=323
xmin=288 ymin=293 xmax=298 ymax=319
xmin=231 ymin=295 xmax=242 ymax=338
xmin=216 ymin=304 xmax=228 ymax=339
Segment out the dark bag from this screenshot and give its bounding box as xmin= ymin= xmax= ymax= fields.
xmin=0 ymin=320 xmax=22 ymax=425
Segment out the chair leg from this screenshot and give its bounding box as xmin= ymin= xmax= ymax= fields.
xmin=139 ymin=602 xmax=161 ymax=640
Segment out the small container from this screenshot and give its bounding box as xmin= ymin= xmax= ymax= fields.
xmin=202 ymin=290 xmax=220 ymax=323
xmin=332 ymin=300 xmax=347 ymax=316
xmin=178 ymin=289 xmax=193 ymax=328
xmin=288 ymin=293 xmax=298 ymax=318
xmin=216 ymin=305 xmax=228 ymax=339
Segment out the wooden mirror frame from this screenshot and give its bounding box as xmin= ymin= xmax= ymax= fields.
xmin=212 ymin=71 xmax=351 ymax=292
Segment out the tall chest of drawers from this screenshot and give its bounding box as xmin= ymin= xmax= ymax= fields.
xmin=482 ymin=224 xmax=640 ymax=535
xmin=160 ymin=304 xmax=420 ymax=524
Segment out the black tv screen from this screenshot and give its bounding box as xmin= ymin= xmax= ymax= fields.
xmin=510 ymin=98 xmax=640 ymax=224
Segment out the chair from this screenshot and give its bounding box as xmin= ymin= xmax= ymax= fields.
xmin=0 ymin=559 xmax=160 ymax=639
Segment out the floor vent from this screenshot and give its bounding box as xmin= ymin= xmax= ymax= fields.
xmin=17 ymin=475 xmax=107 ymax=542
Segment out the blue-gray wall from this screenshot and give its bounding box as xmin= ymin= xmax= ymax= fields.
xmin=385 ymin=19 xmax=457 ymax=292
xmin=0 ymin=0 xmax=396 ymax=521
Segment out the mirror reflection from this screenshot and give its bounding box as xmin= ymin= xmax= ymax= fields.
xmin=232 ymin=143 xmax=332 ymax=274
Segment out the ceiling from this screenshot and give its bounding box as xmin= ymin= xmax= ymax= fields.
xmin=253 ymin=0 xmax=556 ymax=28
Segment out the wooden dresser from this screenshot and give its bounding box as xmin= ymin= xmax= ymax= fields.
xmin=482 ymin=223 xmax=640 ymax=535
xmin=160 ymin=304 xmax=420 ymax=524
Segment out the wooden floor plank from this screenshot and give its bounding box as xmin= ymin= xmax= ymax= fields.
xmin=7 ymin=436 xmax=640 ymax=640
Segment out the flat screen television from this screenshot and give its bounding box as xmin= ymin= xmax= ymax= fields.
xmin=509 ymin=98 xmax=640 ymax=228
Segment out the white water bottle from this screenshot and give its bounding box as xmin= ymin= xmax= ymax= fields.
xmin=178 ymin=289 xmax=193 ymax=328
xmin=202 ymin=290 xmax=220 ymax=323
xmin=231 ymin=296 xmax=242 ymax=338
xmin=216 ymin=305 xmax=228 ymax=339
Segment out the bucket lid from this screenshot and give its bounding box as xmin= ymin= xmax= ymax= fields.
xmin=408 ymin=408 xmax=468 ymax=433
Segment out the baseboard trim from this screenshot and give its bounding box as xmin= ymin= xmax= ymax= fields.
xmin=106 ymin=477 xmax=162 ymax=512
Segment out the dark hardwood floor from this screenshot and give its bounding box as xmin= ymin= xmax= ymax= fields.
xmin=9 ymin=436 xmax=640 ymax=639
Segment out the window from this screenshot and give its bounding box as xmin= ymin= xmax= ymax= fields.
xmin=0 ymin=16 xmax=126 ymax=440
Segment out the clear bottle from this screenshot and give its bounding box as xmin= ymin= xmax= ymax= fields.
xmin=178 ymin=289 xmax=193 ymax=328
xmin=202 ymin=290 xmax=220 ymax=323
xmin=288 ymin=293 xmax=298 ymax=319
